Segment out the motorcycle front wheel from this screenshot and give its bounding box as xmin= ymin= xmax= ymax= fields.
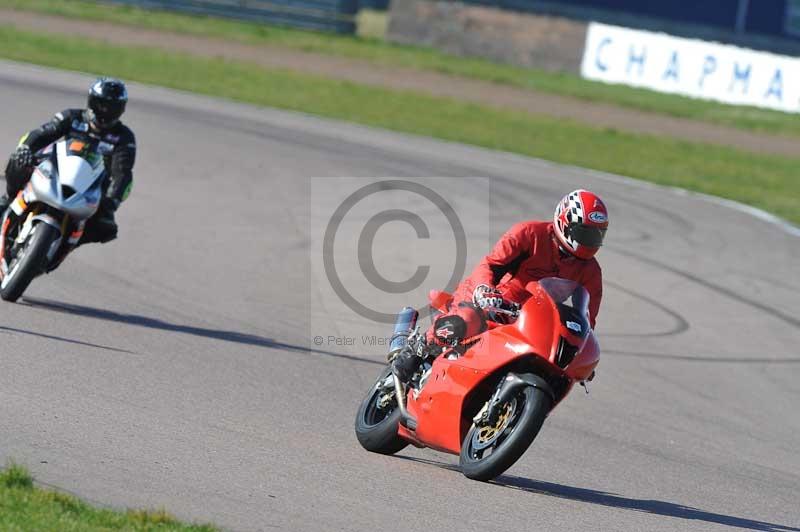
xmin=1 ymin=222 xmax=59 ymax=302
xmin=459 ymin=377 xmax=552 ymax=481
xmin=354 ymin=366 xmax=409 ymax=455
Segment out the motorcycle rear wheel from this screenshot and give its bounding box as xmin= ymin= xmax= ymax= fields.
xmin=459 ymin=377 xmax=552 ymax=481
xmin=1 ymin=222 xmax=59 ymax=302
xmin=354 ymin=366 xmax=409 ymax=455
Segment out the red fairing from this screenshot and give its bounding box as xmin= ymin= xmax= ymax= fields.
xmin=566 ymin=331 xmax=599 ymax=382
xmin=397 ymin=280 xmax=600 ymax=455
xmin=521 ymin=280 xmax=599 ymax=381
xmin=402 ymin=325 xmax=544 ymax=454
xmin=513 ymin=282 xmax=559 ymax=361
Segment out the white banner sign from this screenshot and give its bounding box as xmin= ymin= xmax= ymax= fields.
xmin=581 ymin=22 xmax=800 ymax=113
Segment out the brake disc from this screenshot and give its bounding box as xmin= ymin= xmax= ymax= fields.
xmin=471 ymin=399 xmax=517 ymax=451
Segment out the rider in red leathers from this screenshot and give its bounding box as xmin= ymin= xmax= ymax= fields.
xmin=393 ymin=189 xmax=609 ymax=382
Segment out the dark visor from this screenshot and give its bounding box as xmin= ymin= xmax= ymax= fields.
xmin=568 ymin=223 xmax=607 ymax=247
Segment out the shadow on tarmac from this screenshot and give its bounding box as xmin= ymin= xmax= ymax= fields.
xmin=605 ymin=349 xmax=800 ymax=364
xmin=20 ymin=297 xmax=384 ymax=366
xmin=495 ymin=475 xmax=800 ymax=532
xmin=396 ymin=456 xmax=800 ymax=532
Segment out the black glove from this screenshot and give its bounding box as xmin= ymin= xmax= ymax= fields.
xmin=10 ymin=145 xmax=33 ymax=169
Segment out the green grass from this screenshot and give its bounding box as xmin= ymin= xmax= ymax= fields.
xmin=2 ymin=0 xmax=800 ymax=137
xmin=0 ymin=25 xmax=797 ymax=224
xmin=0 ymin=462 xmax=217 ymax=531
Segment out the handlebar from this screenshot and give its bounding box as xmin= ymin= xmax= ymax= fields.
xmin=483 ymin=300 xmax=520 ymax=320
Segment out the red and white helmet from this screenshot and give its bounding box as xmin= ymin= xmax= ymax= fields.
xmin=553 ymin=189 xmax=609 ymax=260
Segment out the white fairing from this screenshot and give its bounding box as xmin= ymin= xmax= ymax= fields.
xmin=57 ymin=141 xmax=103 ymax=193
xmin=27 ymin=140 xmax=104 ymax=221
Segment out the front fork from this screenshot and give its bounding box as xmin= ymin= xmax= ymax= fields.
xmin=0 ymin=192 xmax=29 ymax=275
xmin=46 ymin=216 xmax=82 ymax=272
xmin=475 ymin=373 xmax=556 ymax=426
xmin=0 ymin=194 xmax=79 ymax=276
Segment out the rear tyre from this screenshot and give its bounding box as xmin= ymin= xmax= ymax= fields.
xmin=460 ymin=377 xmax=552 ymax=481
xmin=1 ymin=222 xmax=59 ymax=302
xmin=354 ymin=366 xmax=409 ymax=455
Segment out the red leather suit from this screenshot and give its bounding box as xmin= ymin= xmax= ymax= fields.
xmin=428 ymin=221 xmax=603 ymax=343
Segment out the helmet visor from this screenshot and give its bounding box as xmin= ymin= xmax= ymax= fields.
xmin=89 ymin=97 xmax=126 ymax=126
xmin=568 ymin=223 xmax=607 ymax=247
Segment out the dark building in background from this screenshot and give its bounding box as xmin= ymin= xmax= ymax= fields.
xmin=387 ymin=0 xmax=800 ymax=74
xmin=538 ymin=0 xmax=742 ymax=31
xmin=747 ymin=0 xmax=799 ymax=37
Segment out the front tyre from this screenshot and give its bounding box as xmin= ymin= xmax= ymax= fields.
xmin=1 ymin=222 xmax=59 ymax=302
xmin=460 ymin=378 xmax=552 ymax=481
xmin=354 ymin=366 xmax=409 ymax=455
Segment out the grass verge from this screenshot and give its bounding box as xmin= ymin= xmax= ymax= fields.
xmin=0 ymin=25 xmax=797 ymax=224
xmin=0 ymin=462 xmax=216 ymax=531
xmin=2 ymin=0 xmax=800 ymax=137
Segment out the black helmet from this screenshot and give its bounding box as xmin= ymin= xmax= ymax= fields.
xmin=86 ymin=78 xmax=128 ymax=130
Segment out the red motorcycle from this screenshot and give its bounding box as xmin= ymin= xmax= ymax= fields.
xmin=355 ymin=277 xmax=599 ymax=480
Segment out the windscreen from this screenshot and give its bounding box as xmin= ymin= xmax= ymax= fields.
xmin=538 ymin=277 xmax=591 ymax=337
xmin=63 ymin=138 xmax=103 ymax=169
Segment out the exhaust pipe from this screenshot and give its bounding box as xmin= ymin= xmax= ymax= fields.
xmin=392 ymin=373 xmax=418 ymax=431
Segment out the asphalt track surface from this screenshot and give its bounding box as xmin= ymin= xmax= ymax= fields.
xmin=0 ymin=60 xmax=798 ymax=532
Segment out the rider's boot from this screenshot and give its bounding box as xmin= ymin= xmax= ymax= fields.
xmin=392 ymin=344 xmax=422 ymax=383
xmin=392 ymin=311 xmax=483 ymax=382
xmin=392 ymin=335 xmax=448 ymax=383
xmin=45 ymin=205 xmax=118 ymax=274
xmin=78 ymin=208 xmax=118 ymax=246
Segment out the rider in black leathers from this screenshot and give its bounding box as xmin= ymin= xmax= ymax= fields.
xmin=1 ymin=78 xmax=136 ymax=245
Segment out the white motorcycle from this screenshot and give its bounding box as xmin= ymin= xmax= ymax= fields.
xmin=0 ymin=137 xmax=105 ymax=302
